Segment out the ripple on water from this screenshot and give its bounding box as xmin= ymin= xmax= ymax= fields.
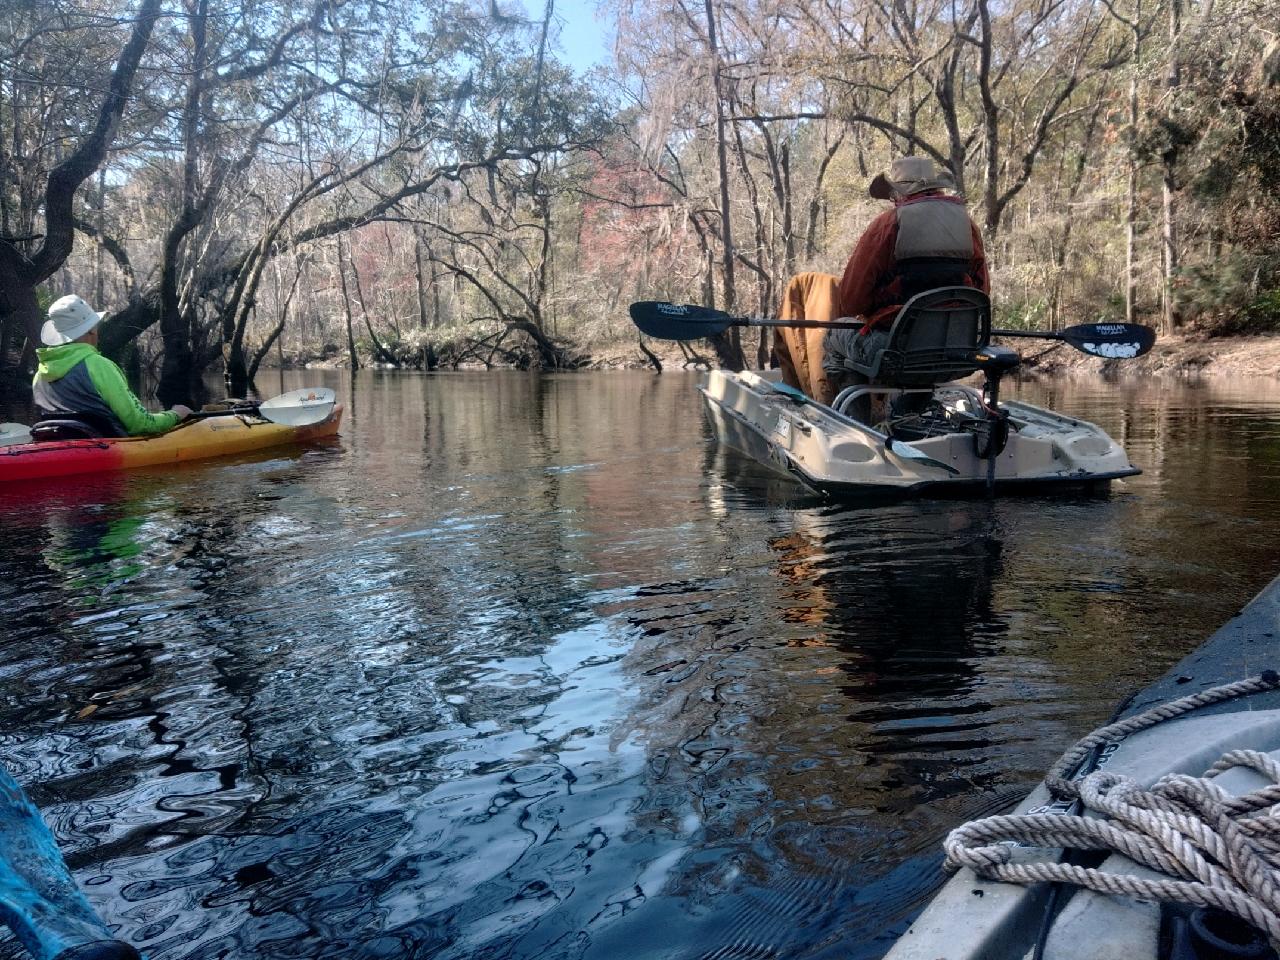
xmin=2 ymin=372 xmax=1280 ymax=959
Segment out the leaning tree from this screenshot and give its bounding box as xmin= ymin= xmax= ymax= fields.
xmin=0 ymin=0 xmax=161 ymax=390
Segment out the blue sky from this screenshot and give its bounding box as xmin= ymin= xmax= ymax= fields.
xmin=521 ymin=0 xmax=614 ymax=70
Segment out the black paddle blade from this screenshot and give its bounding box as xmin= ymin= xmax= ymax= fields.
xmin=1060 ymin=322 xmax=1157 ymax=359
xmin=629 ymin=301 xmax=735 ymax=341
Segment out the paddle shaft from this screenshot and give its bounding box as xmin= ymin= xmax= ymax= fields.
xmin=992 ymin=328 xmax=1070 ymax=341
xmin=733 ymin=317 xmax=865 ymax=331
xmin=190 ymin=404 xmax=259 ymax=421
xmin=731 ymin=317 xmax=1146 ymax=355
xmin=666 ymin=313 xmax=1133 ymax=342
xmin=163 ymin=404 xmax=262 ymax=432
xmin=749 ymin=319 xmax=1116 ymax=341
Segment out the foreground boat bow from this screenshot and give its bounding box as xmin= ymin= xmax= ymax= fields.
xmin=884 ymin=574 xmax=1280 ymax=960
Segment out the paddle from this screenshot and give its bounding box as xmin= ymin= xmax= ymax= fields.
xmin=990 ymin=322 xmax=1157 ymax=359
xmin=1 ymin=764 xmax=139 ymax=960
xmin=629 ymin=301 xmax=1156 ymax=359
xmin=256 ymin=387 xmax=337 ymax=426
xmin=631 ymin=301 xmax=863 ymax=340
xmin=192 ymin=387 xmax=337 ymax=427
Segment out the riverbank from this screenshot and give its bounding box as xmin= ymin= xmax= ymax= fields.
xmin=595 ymin=330 xmax=1280 ymax=377
xmin=1025 ymin=331 xmax=1280 ymax=379
xmin=271 ymin=329 xmax=1280 ymax=377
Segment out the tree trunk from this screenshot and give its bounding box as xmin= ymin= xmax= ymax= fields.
xmin=246 ymin=259 xmax=301 ymax=386
xmin=347 ymin=235 xmax=398 ymax=365
xmin=0 ymin=0 xmax=160 ymax=386
xmin=507 ymin=318 xmax=572 ymax=369
xmin=94 ymin=168 xmax=106 ymax=307
xmin=804 ymin=131 xmax=844 ymax=260
xmin=224 ymin=339 xmax=250 ymax=396
xmin=156 ymin=210 xmax=197 ymax=404
xmin=414 ymin=226 xmax=430 ymax=330
xmin=977 ymin=0 xmax=1001 ymax=235
xmin=0 ymin=273 xmax=40 ymax=394
xmin=1049 ymin=103 xmax=1104 ymax=330
xmin=337 ymin=237 xmax=360 ymax=371
xmin=156 ymin=0 xmax=208 ymax=407
xmin=1126 ymin=16 xmax=1141 ymax=325
xmin=1161 ymin=0 xmax=1182 ymax=334
xmin=222 ymin=250 xmax=258 ymax=396
xmin=703 ymin=0 xmax=744 ymax=369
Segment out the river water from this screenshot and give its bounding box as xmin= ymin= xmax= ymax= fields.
xmin=2 ymin=370 xmax=1280 ymax=960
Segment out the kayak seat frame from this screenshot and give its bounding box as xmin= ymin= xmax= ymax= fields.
xmin=30 ymin=414 xmax=122 ymax=442
xmin=831 ymin=384 xmax=986 ymax=420
xmin=831 ymin=385 xmax=932 ymax=418
xmin=845 ymin=286 xmax=992 ymax=389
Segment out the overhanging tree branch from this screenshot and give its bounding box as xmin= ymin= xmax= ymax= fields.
xmin=24 ymin=0 xmax=161 ymax=283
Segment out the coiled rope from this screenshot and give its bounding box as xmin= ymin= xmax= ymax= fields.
xmin=943 ymin=670 xmax=1280 ymax=945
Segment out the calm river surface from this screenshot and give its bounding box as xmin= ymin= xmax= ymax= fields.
xmin=3 ymin=370 xmax=1280 ymax=959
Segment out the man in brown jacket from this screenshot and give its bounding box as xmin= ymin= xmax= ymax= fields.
xmin=772 ymin=157 xmax=988 ymax=415
xmin=824 ymin=157 xmax=989 ymax=394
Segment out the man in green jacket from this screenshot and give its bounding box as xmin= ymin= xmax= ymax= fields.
xmin=32 ymin=295 xmax=191 ymax=436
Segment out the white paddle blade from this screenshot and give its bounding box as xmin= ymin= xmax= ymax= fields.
xmin=0 ymin=423 xmax=32 ymax=447
xmin=257 ymin=388 xmax=337 ymax=427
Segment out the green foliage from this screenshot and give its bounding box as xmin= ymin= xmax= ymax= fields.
xmin=1182 ymin=253 xmax=1273 ymax=311
xmin=1187 ymin=93 xmax=1280 ymax=212
xmin=1241 ymin=97 xmax=1280 ymax=199
xmin=1134 ymin=115 xmax=1200 ymax=165
xmin=994 ymin=298 xmax=1049 ymax=331
xmin=1180 ymin=252 xmax=1280 ymax=334
xmin=1097 ymin=294 xmax=1128 ymax=325
xmin=1239 ymin=289 xmax=1280 ymax=332
xmin=451 ymin=51 xmax=613 ymax=159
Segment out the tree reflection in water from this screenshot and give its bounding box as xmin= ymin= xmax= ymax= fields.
xmin=0 ymin=372 xmax=1279 ymax=960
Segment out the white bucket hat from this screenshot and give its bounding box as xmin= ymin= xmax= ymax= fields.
xmin=41 ymin=295 xmax=104 ymax=346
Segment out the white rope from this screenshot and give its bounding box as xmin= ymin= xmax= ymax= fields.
xmin=943 ymin=670 xmax=1280 ymax=945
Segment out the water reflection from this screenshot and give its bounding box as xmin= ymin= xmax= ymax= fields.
xmin=775 ymin=505 xmax=1004 ymax=793
xmin=0 ymin=371 xmax=1279 ymax=960
xmin=580 ymin=499 xmax=1022 ymax=960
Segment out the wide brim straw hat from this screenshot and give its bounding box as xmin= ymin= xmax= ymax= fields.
xmin=41 ymin=295 xmax=104 ymax=346
xmin=869 ymin=157 xmax=956 ymax=200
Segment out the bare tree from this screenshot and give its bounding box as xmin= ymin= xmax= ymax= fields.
xmin=0 ymin=0 xmax=160 ymax=385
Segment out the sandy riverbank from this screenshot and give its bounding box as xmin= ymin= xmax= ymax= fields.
xmin=1022 ymin=332 xmax=1280 ymax=379
xmin=278 ymin=330 xmax=1280 ymax=377
xmin=594 ymin=331 xmax=1280 ymax=378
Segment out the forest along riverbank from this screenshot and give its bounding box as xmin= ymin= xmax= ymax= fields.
xmin=2 ymin=372 xmax=1280 ymax=960
xmin=279 ymin=330 xmax=1280 ymax=376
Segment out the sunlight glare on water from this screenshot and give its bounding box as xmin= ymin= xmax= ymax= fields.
xmin=2 ymin=370 xmax=1280 ymax=959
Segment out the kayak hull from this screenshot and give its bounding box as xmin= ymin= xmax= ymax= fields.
xmin=883 ymin=574 xmax=1280 ymax=960
xmin=0 ymin=405 xmax=343 ymax=484
xmin=701 ymin=370 xmax=1139 ymax=496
